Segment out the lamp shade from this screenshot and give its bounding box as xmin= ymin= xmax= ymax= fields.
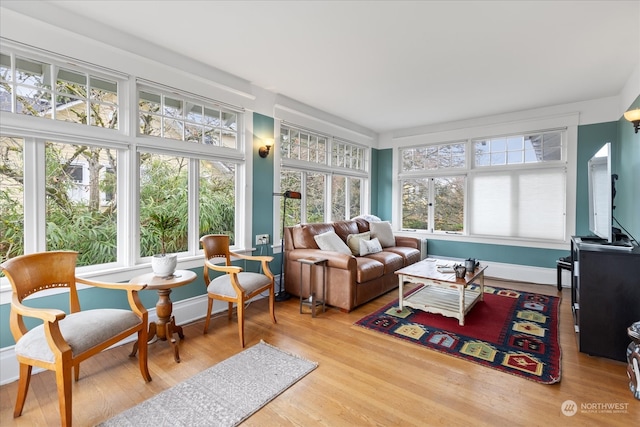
xmin=624 ymin=108 xmax=640 ymax=122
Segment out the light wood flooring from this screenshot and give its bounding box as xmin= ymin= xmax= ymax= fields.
xmin=0 ymin=279 xmax=637 ymax=426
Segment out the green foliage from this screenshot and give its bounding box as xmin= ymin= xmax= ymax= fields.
xmin=147 ymin=212 xmax=181 ymax=255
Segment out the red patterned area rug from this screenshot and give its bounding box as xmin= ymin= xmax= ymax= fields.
xmin=355 ymin=285 xmax=561 ymax=384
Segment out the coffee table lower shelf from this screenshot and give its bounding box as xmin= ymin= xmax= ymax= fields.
xmin=403 ymin=284 xmax=482 ymax=325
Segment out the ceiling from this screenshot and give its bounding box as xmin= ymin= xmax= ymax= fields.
xmin=16 ymin=1 xmax=640 ymax=133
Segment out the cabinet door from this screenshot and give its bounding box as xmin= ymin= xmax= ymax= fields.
xmin=579 ymin=250 xmax=640 ymax=361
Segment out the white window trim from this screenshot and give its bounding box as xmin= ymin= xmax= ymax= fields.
xmin=392 ymin=113 xmax=578 ymax=250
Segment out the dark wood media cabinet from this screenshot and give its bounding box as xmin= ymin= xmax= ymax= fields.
xmin=571 ymin=236 xmax=640 ymax=362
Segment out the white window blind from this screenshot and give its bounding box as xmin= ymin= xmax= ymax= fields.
xmin=469 ymin=168 xmax=566 ymax=240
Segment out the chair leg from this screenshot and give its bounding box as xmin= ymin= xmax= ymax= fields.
xmin=556 ymin=264 xmax=562 ymax=291
xmin=137 ymin=327 xmax=152 ymax=382
xmin=269 ymin=286 xmax=277 ymax=324
xmin=13 ymin=363 xmax=32 ymax=418
xmin=237 ymin=300 xmax=245 ymax=348
xmin=55 ymin=361 xmax=73 ymax=427
xmin=228 ymin=302 xmax=233 ymax=320
xmin=74 ymin=365 xmax=80 ymax=382
xmin=203 ymin=297 xmax=214 ymax=334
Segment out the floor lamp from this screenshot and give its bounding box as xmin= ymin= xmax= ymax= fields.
xmin=273 ymin=190 xmax=301 ymax=301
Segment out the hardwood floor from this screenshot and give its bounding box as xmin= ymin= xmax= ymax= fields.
xmin=1 ymin=279 xmax=637 ymax=426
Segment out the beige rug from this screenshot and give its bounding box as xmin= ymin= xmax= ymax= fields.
xmin=97 ymin=341 xmax=317 ymax=426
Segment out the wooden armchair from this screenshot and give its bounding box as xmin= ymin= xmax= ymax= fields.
xmin=0 ymin=251 xmax=152 ymax=427
xmin=200 ymin=234 xmax=276 ymax=347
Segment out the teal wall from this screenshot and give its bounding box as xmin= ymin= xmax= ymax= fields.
xmin=616 ymin=95 xmax=640 ymax=241
xmin=375 ymin=148 xmax=393 ymax=220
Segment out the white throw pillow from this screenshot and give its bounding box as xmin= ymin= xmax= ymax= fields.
xmin=346 ymin=231 xmax=371 ymax=256
xmin=360 ymin=237 xmax=383 ymax=255
xmin=369 ymin=221 xmax=395 ymax=248
xmin=313 ymin=230 xmax=352 ymax=255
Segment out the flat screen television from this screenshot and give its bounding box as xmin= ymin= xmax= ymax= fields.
xmin=587 ymin=142 xmax=613 ymax=242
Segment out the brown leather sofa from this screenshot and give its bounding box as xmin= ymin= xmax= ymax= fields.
xmin=283 ymin=218 xmax=421 ymax=312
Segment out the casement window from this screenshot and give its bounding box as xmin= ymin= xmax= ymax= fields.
xmin=399 ymin=130 xmax=566 ymax=242
xmin=278 ymin=125 xmax=368 ymax=234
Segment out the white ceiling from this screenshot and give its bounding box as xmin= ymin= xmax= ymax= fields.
xmin=19 ymin=1 xmax=640 ymax=133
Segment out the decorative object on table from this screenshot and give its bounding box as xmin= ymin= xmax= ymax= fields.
xmin=454 ymin=264 xmax=466 ymax=278
xmin=148 ymin=212 xmax=180 ymax=277
xmin=97 ymin=341 xmax=317 ymax=427
xmin=1 ymin=251 xmax=152 ymax=427
xmin=355 ymin=285 xmax=561 ymax=384
xmin=465 ymin=258 xmax=478 ymax=272
xmin=273 ymin=190 xmax=302 ymax=301
xmin=200 ymin=234 xmax=276 ymax=347
xmin=627 ymin=321 xmax=640 ymax=399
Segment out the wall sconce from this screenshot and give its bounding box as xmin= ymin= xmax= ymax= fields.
xmin=624 ymin=108 xmax=640 ymax=133
xmin=259 ymin=138 xmax=274 ymax=158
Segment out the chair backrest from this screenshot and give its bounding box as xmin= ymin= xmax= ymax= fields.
xmin=1 ymin=251 xmax=81 ymax=311
xmin=200 ymin=234 xmax=232 ymax=283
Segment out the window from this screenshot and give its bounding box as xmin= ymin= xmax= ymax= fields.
xmin=199 ymin=159 xmax=237 ymax=244
xmin=0 ymin=53 xmax=118 ymax=128
xmin=278 ymin=124 xmax=368 ymax=233
xmin=400 ymin=130 xmax=566 ymax=241
xmin=400 ymin=142 xmax=466 ymax=233
xmin=0 ymin=136 xmax=24 ymax=270
xmin=138 ymin=87 xmax=237 ymax=147
xmin=45 ymin=140 xmax=119 ymax=266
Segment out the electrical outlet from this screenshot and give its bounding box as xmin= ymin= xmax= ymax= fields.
xmin=255 ymin=234 xmax=269 ymax=245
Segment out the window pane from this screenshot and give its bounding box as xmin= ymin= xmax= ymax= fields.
xmin=15 ymin=57 xmax=50 ymax=88
xmin=470 ymin=169 xmax=565 ymax=240
xmin=401 ymin=142 xmax=464 ymax=172
xmin=199 ymin=159 xmax=236 ymax=245
xmin=45 ymin=140 xmax=118 ymax=265
xmin=433 ymin=176 xmax=464 ymax=232
xmin=349 ymin=177 xmax=361 ymax=219
xmin=279 ymin=170 xmax=302 ymax=239
xmin=401 ymin=178 xmax=429 ymax=230
xmin=331 ymin=175 xmax=346 ymax=221
xmin=0 ymin=136 xmax=25 ymax=269
xmin=306 ymin=172 xmax=325 ymax=223
xmin=139 ymin=153 xmax=188 ymax=257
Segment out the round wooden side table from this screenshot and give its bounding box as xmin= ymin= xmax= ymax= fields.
xmin=129 ymin=269 xmax=196 ymax=363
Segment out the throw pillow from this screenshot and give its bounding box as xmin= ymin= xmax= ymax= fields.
xmin=360 ymin=237 xmax=383 ymax=256
xmin=313 ymin=230 xmax=352 ymax=255
xmin=369 ymin=221 xmax=395 ymax=247
xmin=346 ymin=231 xmax=371 ymax=256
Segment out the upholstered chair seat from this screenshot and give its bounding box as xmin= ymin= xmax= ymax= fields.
xmin=15 ymin=309 xmax=142 ymax=364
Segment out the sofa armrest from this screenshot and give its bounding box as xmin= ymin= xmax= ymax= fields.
xmin=395 ymin=236 xmax=421 ymax=249
xmin=287 ymin=248 xmax=356 ymax=270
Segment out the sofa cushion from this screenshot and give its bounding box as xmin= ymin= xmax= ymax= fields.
xmin=360 ymin=237 xmax=382 ymax=256
xmin=314 ymin=230 xmax=352 ymax=255
xmin=346 ymin=231 xmax=371 ymax=255
xmin=292 ymin=223 xmax=334 ymax=249
xmin=384 ymin=246 xmax=421 ymax=266
xmin=332 ymin=220 xmax=360 ymax=242
xmin=369 ymin=221 xmax=396 ymax=247
xmin=365 ymin=250 xmax=404 ymax=274
xmin=354 ymin=257 xmax=385 ymax=283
